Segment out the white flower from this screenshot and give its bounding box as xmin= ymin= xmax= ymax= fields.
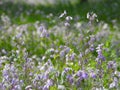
xmin=65 ymin=16 xmax=73 ymax=21
xmin=59 ymin=10 xmax=67 ymax=18
xmin=109 ymin=81 xmax=117 ymax=89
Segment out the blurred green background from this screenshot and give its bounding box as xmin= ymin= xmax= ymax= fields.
xmin=0 ymin=0 xmax=120 ymax=25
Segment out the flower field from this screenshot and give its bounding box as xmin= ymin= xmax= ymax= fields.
xmin=0 ymin=0 xmax=120 ymax=90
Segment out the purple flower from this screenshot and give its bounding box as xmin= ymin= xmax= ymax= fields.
xmin=70 ymin=53 xmax=75 ymax=61
xmin=0 ymin=83 xmax=5 ymax=90
xmin=14 ymin=85 xmax=21 ymax=90
xmin=65 ymin=47 xmax=70 ymax=54
xmin=82 ymin=72 xmax=88 ymax=79
xmin=41 ymin=73 xmax=49 ymax=80
xmin=76 ymin=79 xmax=81 ymax=87
xmin=38 ymin=25 xmax=44 ymax=32
xmin=15 ymin=33 xmax=22 ymax=39
xmin=76 ymin=70 xmax=82 ymax=77
xmin=46 ymin=79 xmax=54 ymax=86
xmin=43 ymin=85 xmax=49 ymax=90
xmin=96 ymin=44 xmax=105 ymax=61
xmin=64 ymin=67 xmax=71 ymax=73
xmin=64 ymin=22 xmax=70 ymax=27
xmin=2 ymin=64 xmax=21 ymax=90
xmin=89 ymin=47 xmax=94 ymax=51
xmin=88 ymin=36 xmax=95 ymax=45
xmin=89 ymin=45 xmax=95 ymax=51
xmin=90 ymin=72 xmax=96 ymax=79
xmin=107 ymin=61 xmax=116 ymax=69
xmin=109 ymin=77 xmax=118 ymax=89
xmin=66 ymin=75 xmax=74 ymax=84
xmin=60 ymin=50 xmax=65 ymax=58
xmin=77 ymin=70 xmax=88 ymax=80
xmin=43 ymin=79 xmax=53 ymax=90
xmin=97 ymin=54 xmax=105 ymax=61
xmin=37 ymin=25 xmax=49 ymax=38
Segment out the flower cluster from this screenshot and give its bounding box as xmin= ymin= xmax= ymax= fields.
xmin=0 ymin=6 xmax=120 ymax=90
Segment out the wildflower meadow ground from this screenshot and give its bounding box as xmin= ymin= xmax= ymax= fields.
xmin=0 ymin=0 xmax=120 ymax=90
